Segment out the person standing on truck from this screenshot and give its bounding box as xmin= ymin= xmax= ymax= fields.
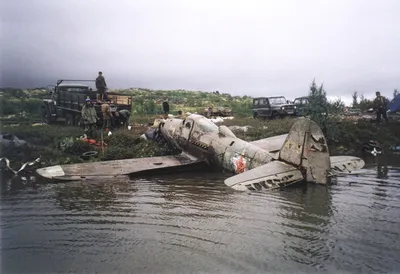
xmin=81 ymin=98 xmax=98 ymax=138
xmin=96 ymin=71 xmax=107 ymax=101
xmin=373 ymin=91 xmax=389 ymax=124
xmin=101 ymin=100 xmax=112 ymax=130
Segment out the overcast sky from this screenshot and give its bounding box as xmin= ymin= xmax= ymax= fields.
xmin=1 ymin=0 xmax=399 ymax=102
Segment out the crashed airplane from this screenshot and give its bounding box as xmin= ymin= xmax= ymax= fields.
xmin=36 ymin=114 xmax=365 ymax=191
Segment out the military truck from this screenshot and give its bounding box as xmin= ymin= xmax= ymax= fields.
xmin=252 ymin=96 xmax=295 ymax=119
xmin=41 ymin=80 xmax=132 ymax=127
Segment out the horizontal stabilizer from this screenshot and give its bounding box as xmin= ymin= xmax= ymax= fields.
xmin=250 ymin=134 xmax=288 ymax=154
xmin=330 ymin=156 xmax=365 ymax=174
xmin=224 ymin=161 xmax=304 ymax=191
xmin=36 ymin=152 xmax=203 ymax=181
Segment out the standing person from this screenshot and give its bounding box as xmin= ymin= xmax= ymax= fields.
xmin=162 ymin=100 xmax=170 ymax=115
xmin=96 ymin=71 xmax=107 ymax=101
xmin=101 ymin=100 xmax=112 ymax=130
xmin=81 ymin=98 xmax=98 ymax=138
xmin=207 ymin=107 xmax=212 ymax=118
xmin=373 ymin=91 xmax=389 ymax=124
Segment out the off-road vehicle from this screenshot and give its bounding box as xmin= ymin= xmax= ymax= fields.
xmin=252 ymin=96 xmax=295 ymax=119
xmin=293 ymin=96 xmax=310 ymax=116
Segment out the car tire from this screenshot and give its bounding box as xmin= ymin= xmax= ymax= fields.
xmin=270 ymin=112 xmax=278 ymax=120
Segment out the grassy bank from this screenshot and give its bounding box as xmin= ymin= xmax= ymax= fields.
xmin=221 ymin=117 xmax=400 ymax=156
xmin=0 ymin=124 xmax=178 ymax=169
xmin=1 ymin=82 xmax=399 ymax=168
xmin=2 ymin=116 xmax=399 ymax=171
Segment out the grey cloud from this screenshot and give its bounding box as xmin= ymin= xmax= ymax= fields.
xmin=1 ymin=0 xmax=399 ymax=102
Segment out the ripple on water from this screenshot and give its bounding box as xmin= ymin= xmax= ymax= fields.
xmin=1 ymin=164 xmax=400 ymax=273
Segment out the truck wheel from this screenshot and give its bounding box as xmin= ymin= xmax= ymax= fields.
xmin=65 ymin=114 xmax=74 ymax=126
xmin=75 ymin=115 xmax=82 ymax=127
xmin=253 ymin=112 xmax=258 ymax=119
xmin=270 ymin=112 xmax=279 ymax=120
xmin=41 ymin=107 xmax=51 ymax=124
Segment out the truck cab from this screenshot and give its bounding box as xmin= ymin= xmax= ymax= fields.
xmin=252 ymin=96 xmax=295 ymax=119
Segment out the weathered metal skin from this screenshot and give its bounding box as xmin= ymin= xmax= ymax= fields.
xmin=35 ymin=113 xmax=365 ymax=192
xmin=159 ymin=115 xmax=275 ymax=175
xmin=158 ymin=114 xmax=365 ymax=191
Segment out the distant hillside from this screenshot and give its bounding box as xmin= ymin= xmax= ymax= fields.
xmin=1 ymin=85 xmax=378 ymax=117
xmin=110 ymin=88 xmax=252 ymax=115
xmin=0 ymin=87 xmax=253 ymax=116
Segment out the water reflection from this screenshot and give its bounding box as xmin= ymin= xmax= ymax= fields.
xmin=372 ymin=156 xmax=390 ymax=210
xmin=376 ymin=155 xmax=389 ymax=179
xmin=276 ymin=184 xmax=333 ymax=268
xmin=55 ymin=180 xmax=138 ymax=212
xmin=0 ymin=175 xmax=38 ymax=195
xmin=1 ymin=157 xmax=400 ymax=273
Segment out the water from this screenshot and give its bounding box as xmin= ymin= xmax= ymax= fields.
xmin=1 ymin=156 xmax=400 ymax=274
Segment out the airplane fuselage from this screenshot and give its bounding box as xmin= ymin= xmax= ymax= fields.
xmin=159 ymin=115 xmax=275 ymax=175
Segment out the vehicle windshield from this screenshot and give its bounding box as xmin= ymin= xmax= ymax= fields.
xmin=268 ymin=97 xmax=287 ymax=105
xmin=196 ymin=118 xmax=219 ymax=133
xmin=59 ymin=86 xmax=90 ymax=92
xmin=294 ymin=98 xmax=308 ymax=105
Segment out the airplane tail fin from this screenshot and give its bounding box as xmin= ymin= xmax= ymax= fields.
xmin=224 ymin=118 xmax=365 ymax=191
xmin=224 ymin=118 xmax=330 ymax=191
xmin=278 ymin=117 xmax=331 ymax=185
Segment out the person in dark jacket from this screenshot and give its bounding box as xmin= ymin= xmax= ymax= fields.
xmin=373 ymin=91 xmax=389 ymax=124
xmin=96 ymin=71 xmax=107 ymax=101
xmin=162 ymin=100 xmax=170 ymax=115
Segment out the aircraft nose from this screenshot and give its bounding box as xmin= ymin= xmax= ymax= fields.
xmin=36 ymin=165 xmax=65 ymax=179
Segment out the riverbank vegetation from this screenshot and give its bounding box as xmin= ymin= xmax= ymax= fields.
xmin=3 ymin=81 xmax=394 ymax=119
xmin=1 ymin=80 xmax=400 ymax=169
xmin=2 ymin=113 xmax=399 ymax=169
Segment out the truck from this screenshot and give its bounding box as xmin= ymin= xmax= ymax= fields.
xmin=41 ymin=80 xmax=133 ymax=127
xmin=252 ymin=96 xmax=295 ymax=119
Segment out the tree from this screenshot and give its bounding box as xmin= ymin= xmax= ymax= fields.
xmin=358 ymin=93 xmax=374 ymax=111
xmin=352 ymin=91 xmax=358 ymax=107
xmin=394 ymin=89 xmax=399 ymax=99
xmin=307 ymin=79 xmax=329 ymax=132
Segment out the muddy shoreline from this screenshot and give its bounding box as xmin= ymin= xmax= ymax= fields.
xmin=1 ymin=116 xmax=400 ymax=171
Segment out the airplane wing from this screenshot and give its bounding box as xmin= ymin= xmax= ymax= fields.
xmin=36 ymin=152 xmax=205 ymax=181
xmin=224 ymin=160 xmax=304 ymax=191
xmin=249 ymin=134 xmax=288 ymax=154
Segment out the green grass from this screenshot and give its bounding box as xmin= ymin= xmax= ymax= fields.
xmin=1 ymin=86 xmax=400 ymax=166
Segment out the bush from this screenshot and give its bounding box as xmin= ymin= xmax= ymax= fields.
xmin=0 ymin=96 xmax=43 ymax=116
